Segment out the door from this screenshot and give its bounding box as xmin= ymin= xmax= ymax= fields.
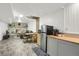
xmin=47 ymin=37 xmax=58 ymax=56
xmin=58 ymin=40 xmax=79 ymax=56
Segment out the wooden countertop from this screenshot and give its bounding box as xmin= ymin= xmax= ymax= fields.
xmin=48 ymin=34 xmax=79 ymax=44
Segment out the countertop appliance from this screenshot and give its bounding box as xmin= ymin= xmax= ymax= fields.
xmin=40 ymin=25 xmax=53 ymax=53
xmin=53 ymin=29 xmax=59 ymax=36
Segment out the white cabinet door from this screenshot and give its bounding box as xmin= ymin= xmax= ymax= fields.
xmin=47 ymin=37 xmax=58 ymax=56
xmin=58 ymin=40 xmax=79 ymax=56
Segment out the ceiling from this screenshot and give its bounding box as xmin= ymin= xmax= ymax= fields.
xmin=0 ymin=3 xmax=69 ymax=23
xmin=12 ymin=3 xmax=68 ymax=17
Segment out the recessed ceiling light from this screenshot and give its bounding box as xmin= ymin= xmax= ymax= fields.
xmin=19 ymin=14 xmax=23 ymax=18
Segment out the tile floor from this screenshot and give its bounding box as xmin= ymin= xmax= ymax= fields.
xmin=0 ymin=37 xmax=48 ymax=56
xmin=0 ymin=37 xmax=37 ymax=56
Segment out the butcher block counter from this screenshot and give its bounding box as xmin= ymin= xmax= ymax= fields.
xmin=48 ymin=34 xmax=79 ymax=44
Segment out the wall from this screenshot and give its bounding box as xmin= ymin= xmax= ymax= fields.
xmin=0 ymin=3 xmax=14 ymax=23
xmin=28 ymin=20 xmax=36 ymax=32
xmin=0 ymin=3 xmax=14 ymax=41
xmin=40 ymin=8 xmax=64 ymax=32
xmin=40 ymin=3 xmax=79 ymax=34
xmin=0 ymin=21 xmax=8 ymax=40
xmin=64 ymin=4 xmax=79 ymax=34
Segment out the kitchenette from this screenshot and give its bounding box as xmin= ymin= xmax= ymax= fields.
xmin=38 ymin=25 xmax=79 ymax=56
xmin=35 ymin=3 xmax=79 ymax=56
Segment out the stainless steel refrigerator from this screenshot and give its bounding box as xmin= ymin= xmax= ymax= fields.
xmin=40 ymin=25 xmax=53 ymax=53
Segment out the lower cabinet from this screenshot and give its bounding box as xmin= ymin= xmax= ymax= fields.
xmin=47 ymin=37 xmax=58 ymax=56
xmin=47 ymin=37 xmax=79 ymax=56
xmin=58 ymin=40 xmax=79 ymax=56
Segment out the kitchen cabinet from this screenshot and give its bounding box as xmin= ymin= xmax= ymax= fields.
xmin=47 ymin=37 xmax=58 ymax=56
xmin=47 ymin=36 xmax=79 ymax=56
xmin=58 ymin=40 xmax=79 ymax=56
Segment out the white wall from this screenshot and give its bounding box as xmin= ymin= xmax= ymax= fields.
xmin=0 ymin=21 xmax=8 ymax=40
xmin=0 ymin=3 xmax=14 ymax=23
xmin=64 ymin=4 xmax=79 ymax=34
xmin=40 ymin=8 xmax=64 ymax=32
xmin=0 ymin=3 xmax=13 ymax=40
xmin=40 ymin=3 xmax=79 ymax=34
xmin=28 ymin=20 xmax=36 ymax=32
